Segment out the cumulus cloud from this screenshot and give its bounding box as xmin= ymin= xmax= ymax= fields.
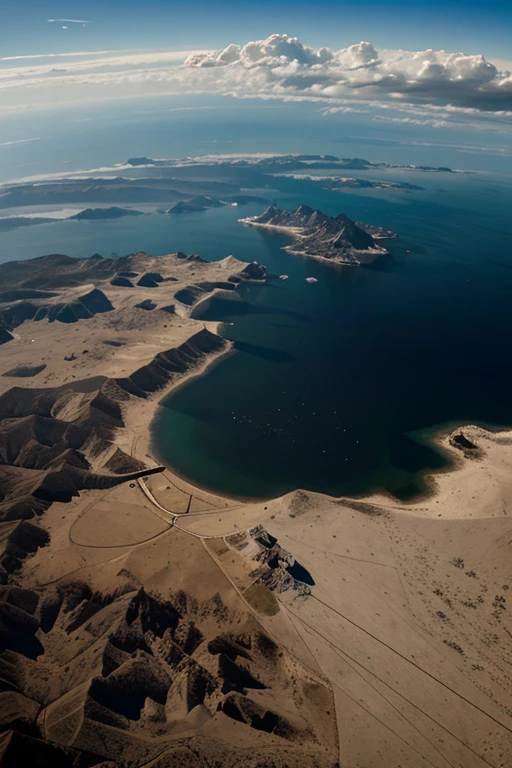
xmin=184 ymin=34 xmax=512 ymax=113
xmin=0 ymin=34 xmax=510 ymax=125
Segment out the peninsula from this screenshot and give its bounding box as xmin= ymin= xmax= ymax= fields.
xmin=240 ymin=204 xmax=397 ymax=265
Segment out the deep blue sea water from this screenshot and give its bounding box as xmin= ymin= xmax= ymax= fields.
xmin=1 ymin=99 xmax=512 ymax=500
xmin=150 ymin=169 xmax=512 ymax=500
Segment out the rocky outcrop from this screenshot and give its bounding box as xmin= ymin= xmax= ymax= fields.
xmin=241 ymin=205 xmax=396 ymax=265
xmin=0 ymin=325 xmax=232 ymax=568
xmin=0 ymin=581 xmax=337 ymax=767
xmin=109 ymin=276 xmax=133 ymax=288
xmin=2 ymin=365 xmax=46 ymax=379
xmin=0 ymin=251 xmax=269 ymax=580
xmin=134 ymin=299 xmax=156 ymax=311
xmin=71 ymin=207 xmax=143 ymax=220
xmin=0 ymin=381 xmax=163 ymax=566
xmin=175 ymin=281 xmax=235 ymax=307
xmin=0 ymin=521 xmax=50 ymax=584
xmin=115 ymin=328 xmax=229 ymax=397
xmin=0 ymin=730 xmax=106 ymax=768
xmin=167 ymin=196 xmax=225 ymax=214
xmin=226 ymin=526 xmax=314 ymax=596
xmin=0 ymin=329 xmax=14 ymax=346
xmin=450 ymin=429 xmax=483 ymax=459
xmin=103 ymin=449 xmax=145 ymax=475
xmin=238 ymin=261 xmax=268 ymax=280
xmin=32 ymin=289 xmax=114 ymax=324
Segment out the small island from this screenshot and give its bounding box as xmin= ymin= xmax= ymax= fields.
xmin=70 ymin=207 xmax=145 ymax=220
xmin=167 ymin=196 xmax=226 ymax=214
xmin=240 ymin=204 xmax=398 ymax=266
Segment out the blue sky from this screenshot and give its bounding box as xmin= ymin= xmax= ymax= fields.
xmin=2 ymin=1 xmax=512 ymax=60
xmin=0 ymin=0 xmax=510 ymax=161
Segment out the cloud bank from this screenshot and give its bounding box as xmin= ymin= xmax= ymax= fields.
xmin=0 ymin=34 xmax=510 ymax=127
xmin=184 ymin=34 xmax=512 ymax=113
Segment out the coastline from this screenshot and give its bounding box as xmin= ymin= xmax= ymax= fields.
xmin=2 ymin=275 xmax=512 ymax=768
xmin=126 ymin=322 xmax=234 ymax=468
xmin=239 ymin=217 xmax=387 ymax=266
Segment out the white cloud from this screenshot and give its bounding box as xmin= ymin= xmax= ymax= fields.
xmin=0 ymin=50 xmax=209 ymax=85
xmin=0 ymin=34 xmax=510 ymax=128
xmin=183 ymin=34 xmax=512 ymax=113
xmin=48 ymin=18 xmax=91 ymax=24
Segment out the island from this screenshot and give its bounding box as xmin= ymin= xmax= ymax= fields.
xmin=127 ymin=152 xmax=458 ymax=174
xmin=240 ymin=204 xmax=397 ymax=265
xmin=70 ymin=206 xmax=145 ymax=220
xmin=167 ymin=195 xmax=226 ymax=214
xmin=0 ymin=153 xmax=451 ymax=230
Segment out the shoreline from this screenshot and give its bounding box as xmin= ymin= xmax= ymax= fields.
xmin=3 ymin=242 xmax=512 ymax=518
xmin=120 ymin=321 xmax=242 ymax=507
xmin=132 ymin=343 xmax=512 ymax=513
xmin=239 ymin=217 xmax=387 ymax=266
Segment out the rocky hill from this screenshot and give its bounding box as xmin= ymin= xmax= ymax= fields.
xmin=0 ymin=250 xmax=268 ymax=579
xmin=241 ymin=205 xmax=396 ymax=265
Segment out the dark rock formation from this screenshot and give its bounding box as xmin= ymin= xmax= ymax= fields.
xmin=0 ymin=522 xmax=49 ymax=584
xmin=174 ymin=281 xmax=235 ymax=307
xmin=127 ymin=157 xmax=154 ymax=166
xmin=71 ymin=207 xmax=144 ymax=220
xmin=0 ymin=579 xmax=336 ymax=765
xmin=0 ymin=329 xmax=14 ymax=346
xmin=450 ymin=430 xmax=482 ymax=459
xmin=103 ymin=449 xmax=145 ymax=475
xmin=242 ymin=205 xmax=395 ymax=265
xmin=115 ymin=328 xmax=228 ymax=397
xmin=167 ymin=196 xmax=225 ymax=214
xmin=110 ymin=276 xmax=133 ymax=288
xmin=135 ymin=299 xmax=156 ymax=311
xmin=32 ymin=289 xmax=114 ymax=324
xmin=136 ymin=273 xmax=163 ymax=288
xmin=239 ymin=261 xmax=268 ymax=280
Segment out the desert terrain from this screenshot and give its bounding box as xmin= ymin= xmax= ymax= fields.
xmin=0 ymin=248 xmax=511 ymax=768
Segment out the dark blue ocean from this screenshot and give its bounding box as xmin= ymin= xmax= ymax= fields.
xmin=149 ymin=169 xmax=512 ymax=499
xmin=1 ymin=98 xmax=512 ymax=500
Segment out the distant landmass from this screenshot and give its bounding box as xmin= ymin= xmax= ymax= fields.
xmin=0 ymin=153 xmax=443 ymax=225
xmin=70 ymin=207 xmax=145 ymax=220
xmin=279 ymin=174 xmax=424 ymax=191
xmin=167 ymin=196 xmax=226 ymax=214
xmin=0 ymin=178 xmax=240 ymax=210
xmin=0 ymin=216 xmax=57 ymax=232
xmin=127 ymin=153 xmax=457 ymax=174
xmin=240 ymin=204 xmax=398 ymax=265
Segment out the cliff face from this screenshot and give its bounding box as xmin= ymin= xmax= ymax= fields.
xmin=242 ymin=205 xmax=395 ymax=265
